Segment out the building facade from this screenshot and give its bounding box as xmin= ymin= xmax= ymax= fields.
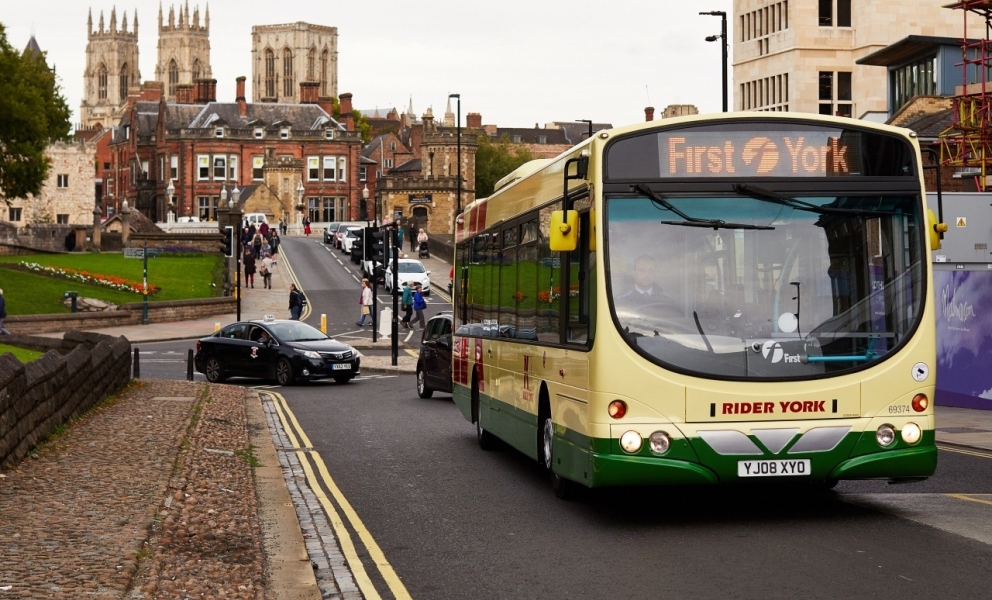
xmin=3 ymin=141 xmax=98 ymax=227
xmin=733 ymin=0 xmax=985 ymax=118
xmin=79 ymin=8 xmax=141 ymax=129
xmin=251 ymin=23 xmax=338 ymax=103
xmin=108 ymin=78 xmax=364 ymax=226
xmin=154 ymin=2 xmax=212 ymax=102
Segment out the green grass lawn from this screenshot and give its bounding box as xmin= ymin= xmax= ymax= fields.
xmin=0 ymin=253 xmax=226 ymax=315
xmin=0 ymin=343 xmax=44 ymax=363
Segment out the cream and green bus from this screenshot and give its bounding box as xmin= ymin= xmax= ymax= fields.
xmin=451 ymin=113 xmax=943 ymax=498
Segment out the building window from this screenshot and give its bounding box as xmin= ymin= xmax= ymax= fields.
xmin=56 ymin=214 xmax=69 ymax=224
xmin=819 ymin=71 xmax=852 ymax=117
xmin=359 ymin=166 xmax=367 ymax=182
xmin=98 ymin=64 xmax=108 ymax=100
xmin=383 ymin=158 xmax=393 ymax=169
xmin=741 ymin=73 xmax=789 ymax=112
xmin=389 ymin=141 xmax=396 ymax=151
xmin=325 ymin=129 xmax=335 ymax=140
xmin=323 ymin=157 xmax=336 ymax=181
xmin=892 ymin=56 xmax=937 ymax=113
xmin=819 ymin=0 xmax=832 ymax=26
xmin=280 ymin=127 xmax=289 ymax=139
xmin=320 ymin=49 xmax=329 ymax=96
xmin=215 ymin=127 xmax=224 ymax=138
xmin=282 ymin=48 xmax=294 ymax=97
xmin=819 ymin=0 xmax=850 ymax=27
xmin=321 ymin=197 xmax=335 ymax=222
xmin=307 ymin=47 xmax=316 ymax=81
xmin=170 ymin=155 xmax=178 ymax=180
xmin=192 ymin=59 xmax=201 ymax=82
xmin=308 ymin=157 xmax=320 ymax=181
xmin=254 ymin=127 xmax=264 ymax=139
xmin=837 ymin=0 xmax=851 ymax=27
xmin=198 ymin=155 xmax=210 ymax=180
xmin=228 ymin=156 xmax=238 ymax=181
xmin=512 ymin=135 xmax=522 ymax=143
xmin=168 ymin=59 xmax=178 ymax=98
xmin=213 ymin=156 xmax=226 ymax=180
xmin=141 ymin=160 xmax=149 ymax=179
xmin=198 ymin=196 xmax=215 ymax=221
xmin=307 ymin=197 xmax=320 ymax=223
xmin=57 ymin=174 xmax=69 ymax=188
xmin=253 ymin=156 xmax=264 ymax=180
xmin=537 ymin=135 xmax=547 ymax=144
xmin=264 ymin=49 xmax=276 ymax=98
xmin=120 ymin=63 xmax=129 ymax=103
xmin=338 ymin=157 xmax=347 ymax=182
xmin=9 ymin=207 xmax=22 ymax=222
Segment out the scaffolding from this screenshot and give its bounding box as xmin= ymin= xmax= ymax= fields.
xmin=940 ymin=1 xmax=992 ymax=190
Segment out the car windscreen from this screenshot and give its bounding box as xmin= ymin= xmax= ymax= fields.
xmin=268 ymin=322 xmax=329 ymax=342
xmin=398 ymin=262 xmax=426 ymax=273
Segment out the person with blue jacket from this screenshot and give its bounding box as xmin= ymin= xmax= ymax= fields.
xmin=410 ymin=283 xmax=427 ymax=330
xmin=400 ymin=281 xmax=414 ymax=328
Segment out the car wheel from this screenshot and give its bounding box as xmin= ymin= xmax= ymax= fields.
xmin=416 ymin=367 xmax=433 ymax=398
xmin=334 ymin=375 xmax=353 ymax=384
xmin=205 ymin=357 xmax=225 ymax=383
xmin=543 ymin=414 xmax=577 ymax=500
xmin=275 ymin=358 xmax=295 ymax=386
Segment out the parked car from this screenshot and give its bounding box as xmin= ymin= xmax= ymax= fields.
xmin=341 ymin=226 xmax=363 ymax=255
xmin=416 ymin=312 xmax=453 ymax=398
xmin=323 ymin=222 xmax=341 ymax=244
xmin=194 ymin=317 xmax=360 ymax=385
xmin=384 ymin=259 xmax=431 ymax=295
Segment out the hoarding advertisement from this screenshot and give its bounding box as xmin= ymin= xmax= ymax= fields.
xmin=935 ymin=270 xmax=992 ymax=410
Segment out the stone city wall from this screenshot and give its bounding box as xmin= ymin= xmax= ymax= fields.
xmin=2 ymin=297 xmax=236 ymax=335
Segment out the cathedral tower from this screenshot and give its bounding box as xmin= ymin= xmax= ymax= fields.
xmin=251 ymin=22 xmax=338 ymax=103
xmin=155 ymin=2 xmax=213 ymax=102
xmin=80 ymin=7 xmax=140 ymax=129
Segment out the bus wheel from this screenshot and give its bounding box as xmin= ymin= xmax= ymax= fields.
xmin=473 ymin=376 xmax=496 ymax=450
xmin=542 ymin=414 xmax=577 ymax=500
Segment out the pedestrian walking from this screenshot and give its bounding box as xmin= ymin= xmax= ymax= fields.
xmin=410 ymin=283 xmax=427 ymax=330
xmin=356 ymin=278 xmax=374 ymax=326
xmin=0 ymin=288 xmax=10 ymax=335
xmin=396 ymin=226 xmax=404 ymax=250
xmin=408 ymin=225 xmax=417 ymax=252
xmin=400 ymin=281 xmax=414 ymax=328
xmin=260 ymin=238 xmax=272 ymax=259
xmin=252 ymin=232 xmax=263 ymax=258
xmin=304 ymin=217 xmax=312 ymax=236
xmin=288 ymin=283 xmax=304 ymax=320
xmin=259 ymin=220 xmax=269 ymax=238
xmin=261 ymin=253 xmax=274 ymax=289
xmin=279 ymin=218 xmax=287 ymax=235
xmin=243 ymin=247 xmax=256 ymax=288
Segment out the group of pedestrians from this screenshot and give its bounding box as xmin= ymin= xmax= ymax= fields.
xmin=353 ymin=278 xmax=427 ymax=329
xmin=242 ymin=219 xmax=280 ymax=289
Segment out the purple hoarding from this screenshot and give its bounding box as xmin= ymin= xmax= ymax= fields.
xmin=935 ymin=270 xmax=992 ymax=410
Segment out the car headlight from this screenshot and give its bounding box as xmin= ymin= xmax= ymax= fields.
xmin=296 ymin=349 xmax=321 ymax=360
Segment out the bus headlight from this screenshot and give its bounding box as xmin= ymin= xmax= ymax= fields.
xmin=619 ymin=431 xmax=642 ymax=454
xmin=876 ymin=424 xmax=896 ymax=447
xmin=649 ymin=431 xmax=671 ymax=455
xmin=901 ymin=423 xmax=922 ymax=445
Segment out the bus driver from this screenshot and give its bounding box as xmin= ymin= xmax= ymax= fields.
xmin=616 ymin=255 xmax=681 ymax=319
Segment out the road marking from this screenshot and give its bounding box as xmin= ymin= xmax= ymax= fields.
xmin=267 ymin=392 xmax=412 ymax=600
xmin=404 ymin=349 xmax=419 ymax=358
xmin=344 ymin=267 xmax=351 ymax=274
xmin=938 ymin=445 xmax=992 ymax=460
xmin=404 ymin=330 xmax=414 ymax=343
xmin=352 ymin=275 xmax=360 ymax=283
xmin=947 ymin=494 xmax=992 ymax=507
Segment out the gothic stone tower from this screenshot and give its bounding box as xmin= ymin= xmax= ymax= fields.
xmin=155 ymin=2 xmax=212 ymax=102
xmin=80 ymin=8 xmax=140 ymax=129
xmin=251 ymin=22 xmax=338 ymax=104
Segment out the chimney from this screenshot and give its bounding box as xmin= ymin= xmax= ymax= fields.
xmin=194 ymin=78 xmax=217 ymax=104
xmin=176 ymin=83 xmax=194 ymax=104
xmin=300 ymin=81 xmax=320 ymax=104
xmin=410 ymin=122 xmax=423 ymax=158
xmin=236 ymin=76 xmax=247 ymax=116
xmin=645 ymin=106 xmax=655 ymax=122
xmin=338 ymin=92 xmax=354 ymax=131
xmin=317 ymin=96 xmax=335 ymax=117
xmin=466 ymin=112 xmax=482 ymax=129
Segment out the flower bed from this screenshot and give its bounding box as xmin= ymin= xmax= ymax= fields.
xmin=18 ymin=262 xmax=160 ymax=295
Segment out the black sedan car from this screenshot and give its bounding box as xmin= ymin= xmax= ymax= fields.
xmin=416 ymin=311 xmax=453 ymax=398
xmin=195 ymin=318 xmax=360 ymax=385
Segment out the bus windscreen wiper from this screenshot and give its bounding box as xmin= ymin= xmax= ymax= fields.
xmin=732 ymin=183 xmax=896 ymax=217
xmin=632 ymin=185 xmax=774 ymax=231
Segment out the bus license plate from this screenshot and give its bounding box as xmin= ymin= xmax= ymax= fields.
xmin=332 ymin=363 xmax=351 ymax=370
xmin=737 ymin=459 xmax=811 ymax=477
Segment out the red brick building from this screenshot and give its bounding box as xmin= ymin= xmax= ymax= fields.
xmin=108 ymin=78 xmax=365 ymax=225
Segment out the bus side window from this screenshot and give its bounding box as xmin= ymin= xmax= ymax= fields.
xmin=567 ymin=203 xmax=593 ymax=344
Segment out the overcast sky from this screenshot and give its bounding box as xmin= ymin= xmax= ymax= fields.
xmin=2 ymin=0 xmax=734 ymax=130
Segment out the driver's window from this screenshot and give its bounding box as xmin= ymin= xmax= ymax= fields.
xmin=221 ymin=324 xmax=247 ymax=340
xmin=247 ymin=326 xmax=268 ymax=343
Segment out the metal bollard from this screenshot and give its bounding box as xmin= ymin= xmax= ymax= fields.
xmin=321 ymin=313 xmax=327 ymax=334
xmin=187 ymin=348 xmax=194 ymax=381
xmin=133 ymin=347 xmax=140 ymax=379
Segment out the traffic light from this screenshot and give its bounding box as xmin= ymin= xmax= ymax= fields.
xmin=220 ymin=225 xmax=234 ymax=257
xmin=363 ymin=226 xmax=377 ymax=261
xmin=371 ymin=228 xmax=388 ymax=264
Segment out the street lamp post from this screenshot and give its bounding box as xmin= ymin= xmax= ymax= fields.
xmin=166 ymin=180 xmax=176 ymax=222
xmin=700 ymin=10 xmax=729 ymax=112
xmin=225 ymin=186 xmax=243 ymax=321
xmin=448 ymin=93 xmax=462 ymax=227
xmin=577 ymin=119 xmax=593 ymax=140
xmin=296 ymin=179 xmax=305 ymax=234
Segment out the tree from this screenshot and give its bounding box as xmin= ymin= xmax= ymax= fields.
xmin=0 ymin=23 xmax=72 ymax=205
xmin=474 ymin=133 xmax=535 ymax=198
xmin=327 ymin=95 xmax=371 ymax=144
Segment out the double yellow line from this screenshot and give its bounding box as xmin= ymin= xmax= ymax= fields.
xmin=264 ymin=391 xmax=411 ymax=600
xmin=938 ymin=444 xmax=992 ymax=507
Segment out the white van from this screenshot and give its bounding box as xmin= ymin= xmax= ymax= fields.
xmin=244 ymin=213 xmax=268 ymax=227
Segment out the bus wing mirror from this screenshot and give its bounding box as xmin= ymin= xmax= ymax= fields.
xmin=927 ymin=208 xmax=947 ymax=251
xmin=550 ymin=210 xmax=578 ymax=251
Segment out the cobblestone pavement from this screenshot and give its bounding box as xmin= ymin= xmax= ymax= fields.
xmin=0 ymin=380 xmax=269 ymax=599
